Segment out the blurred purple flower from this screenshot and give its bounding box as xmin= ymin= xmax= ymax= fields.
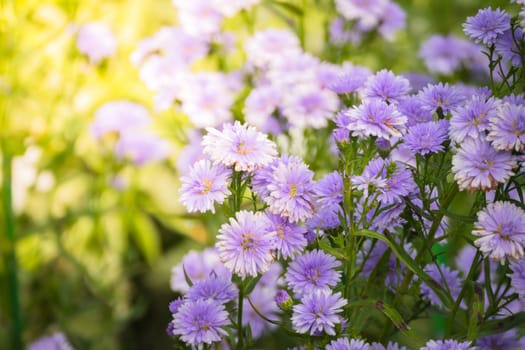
xmin=243 ymin=85 xmax=283 ymax=134
xmin=328 ymin=62 xmax=372 ymax=94
xmin=244 ymin=29 xmax=301 ymax=68
xmin=326 ymin=337 xmax=370 ymax=350
xmin=378 ymin=2 xmax=406 ymax=41
xmin=421 ymin=263 xmax=462 ymax=308
xmin=420 ymin=339 xmax=475 ymax=350
xmin=243 ymin=284 xmax=280 ymax=338
xmin=28 ymin=332 xmax=74 ymax=350
xmin=509 ymin=259 xmax=525 ymax=299
xmin=495 ymin=27 xmax=525 ymax=66
xmin=76 ymin=22 xmax=116 ymax=64
xmin=371 ymin=341 xmax=407 ymax=350
xmin=90 ymin=100 xmax=151 ymax=139
xmin=419 ymin=35 xmax=480 ymax=76
xmin=335 ymin=0 xmax=389 ymax=29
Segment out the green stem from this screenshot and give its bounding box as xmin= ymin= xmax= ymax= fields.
xmin=2 ymin=141 xmax=23 ymax=350
xmin=236 ymin=283 xmax=244 ymax=350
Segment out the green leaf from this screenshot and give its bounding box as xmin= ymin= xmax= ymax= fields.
xmin=132 ymin=213 xmax=160 ymax=264
xmin=467 ymin=283 xmax=484 ymax=341
xmin=318 ymin=237 xmax=347 ymax=260
xmin=355 ymin=229 xmax=454 ymax=309
xmin=182 ymin=263 xmax=194 ymax=288
xmin=244 ymin=274 xmax=263 ymax=295
xmin=265 ymin=0 xmax=304 ymax=15
xmin=477 ymin=312 xmax=525 ymax=338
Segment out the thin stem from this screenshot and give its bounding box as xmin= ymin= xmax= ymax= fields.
xmin=236 ymin=284 xmax=244 ymax=350
xmin=2 ymin=141 xmax=23 ymax=350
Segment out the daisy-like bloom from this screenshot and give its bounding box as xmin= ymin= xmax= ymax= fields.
xmin=186 ymin=277 xmax=238 ymax=303
xmin=420 ymin=264 xmax=462 ymax=308
xmin=265 ymin=157 xmax=316 ymax=223
xmin=244 ymin=29 xmax=301 ymax=68
xmin=114 ymin=131 xmax=170 ymax=166
xmin=282 ymin=84 xmax=339 ymax=129
xmin=473 ymin=201 xmax=525 ymax=263
xmin=420 ymin=339 xmax=475 ymax=350
xmin=463 ymin=7 xmax=511 ymax=46
xmin=76 ymin=22 xmax=116 ymax=64
xmin=335 ymin=0 xmax=389 ymax=29
xmin=418 ymin=83 xmax=465 ymax=115
xmin=179 ymin=159 xmax=231 ymax=214
xmin=328 ymin=17 xmax=365 ymax=46
xmin=449 ymin=96 xmax=499 ymax=144
xmin=314 ymin=171 xmax=343 ymax=208
xmin=326 ymin=337 xmax=370 ymax=350
xmin=266 ymin=212 xmax=307 ymax=259
xmin=487 ymin=103 xmax=525 ymax=152
xmin=452 ymin=138 xmax=516 ymax=191
xmin=291 ymin=290 xmax=347 ymax=336
xmin=352 ymin=158 xmax=416 ymax=205
xmin=285 ymin=250 xmax=341 ymax=297
xmin=404 ymin=120 xmax=449 ymax=155
xmin=477 ymin=330 xmax=520 ymax=350
xmin=328 ymin=62 xmax=372 ymax=94
xmin=333 ymin=111 xmax=351 ymax=142
xmin=172 ymin=299 xmax=229 ymax=347
xmin=172 ymin=0 xmax=223 ymax=37
xmin=243 ymin=85 xmax=282 ymax=134
xmin=170 ymin=248 xmax=231 ymax=293
xmin=90 ymin=100 xmax=151 ymax=139
xmin=306 ymin=203 xmax=343 ymax=231
xmin=243 ymin=284 xmax=280 ymax=339
xmin=398 ymin=95 xmax=433 ymax=127
xmin=509 ymin=259 xmax=525 ymax=299
xmin=28 ymin=332 xmax=73 ymax=350
xmin=169 ymin=298 xmax=185 ymax=314
xmin=371 ymin=341 xmax=407 ymax=350
xmin=345 ymin=99 xmax=407 ymax=140
xmin=216 ymin=211 xmax=276 ymax=278
xmin=362 ymin=69 xmax=411 ymax=104
xmin=202 ymin=121 xmax=277 ymax=172
xmin=378 ymin=2 xmax=406 ymax=41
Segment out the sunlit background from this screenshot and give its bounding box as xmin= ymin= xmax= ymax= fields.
xmin=0 ymin=0 xmax=510 ymax=348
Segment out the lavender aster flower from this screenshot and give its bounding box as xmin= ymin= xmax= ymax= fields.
xmin=328 ymin=62 xmax=372 ymax=94
xmin=285 ymin=249 xmax=341 ymax=296
xmin=244 ymin=29 xmax=301 ymax=68
xmin=266 ymin=212 xmax=307 ymax=259
xmin=418 ymin=83 xmax=465 ymax=114
xmin=473 ymin=201 xmax=525 ymax=263
xmin=275 ymin=289 xmax=293 ymax=310
xmin=291 ymin=290 xmax=347 ymax=336
xmin=76 ymin=22 xmax=116 ymax=64
xmin=452 ymin=138 xmax=516 ymax=191
xmin=371 ymin=341 xmax=407 ymax=350
xmin=114 ymin=131 xmax=169 ymax=165
xmin=326 ymin=337 xmax=370 ymax=350
xmin=404 ymin=120 xmax=449 ymax=155
xmin=179 ymin=159 xmax=231 ymax=214
xmin=463 ymin=7 xmax=511 ymax=46
xmin=495 ymin=27 xmax=525 ymax=66
xmin=362 ymin=69 xmax=410 ymax=104
xmin=398 ymin=95 xmax=433 ymax=127
xmin=216 ymin=211 xmax=276 ymax=278
xmin=345 ymin=100 xmax=407 ymax=140
xmin=314 ymin=171 xmax=343 ymax=208
xmin=509 ymin=259 xmax=525 ymax=299
xmin=265 ymin=157 xmax=316 ymax=223
xmin=420 ymin=339 xmax=475 ymax=350
xmin=421 ymin=264 xmax=462 ymax=308
xmin=28 ymin=332 xmax=74 ymax=350
xmin=186 ymin=277 xmax=238 ymax=303
xmin=335 ymin=0 xmax=389 ymax=28
xmin=169 ymin=297 xmax=185 ymax=314
xmin=243 ymin=85 xmax=282 ymax=134
xmin=172 ymin=299 xmax=229 ymax=347
xmin=487 ymin=103 xmax=525 ymax=151
xmin=378 ymin=2 xmax=406 ymax=41
xmin=90 ymin=100 xmax=151 ymax=139
xmin=202 ymin=121 xmax=277 ymax=172
xmin=449 ymin=96 xmax=499 ymax=144
xmin=477 ymin=330 xmax=520 ymax=349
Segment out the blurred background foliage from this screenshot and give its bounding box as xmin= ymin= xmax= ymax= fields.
xmin=0 ymin=0 xmax=510 ymax=348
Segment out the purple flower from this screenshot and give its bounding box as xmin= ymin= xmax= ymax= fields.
xmin=265 ymin=157 xmax=316 ymax=223
xmin=176 ymin=131 xmax=204 ymax=175
xmin=452 ymin=138 xmax=516 ymax=191
xmin=362 ymin=69 xmax=411 ymax=104
xmin=291 ymin=290 xmax=347 ymax=336
xmin=378 ymin=2 xmax=406 ymax=41
xmin=306 ymin=204 xmax=343 ymax=231
xmin=345 ymin=100 xmax=407 ymax=139
xmin=371 ymin=341 xmax=407 ymax=350
xmin=333 ymin=111 xmax=352 ymax=142
xmin=335 ymin=0 xmax=389 ymax=29
xmin=328 ymin=17 xmax=364 ymax=46
xmin=90 ymin=100 xmax=151 ymax=139
xmin=404 ymin=120 xmax=449 ymax=155
xmin=266 ymin=212 xmax=307 ymax=259
xmin=169 ymin=297 xmax=185 ymax=314
xmin=186 ymin=277 xmax=238 ymax=303
xmin=244 ymin=29 xmax=301 ymax=68
xmin=495 ymin=27 xmax=525 ymax=66
xmin=326 ymin=338 xmax=370 ymax=350
xmin=449 ymin=96 xmax=499 ymax=144
xmin=473 ymin=201 xmax=525 ymax=263
xmin=328 ymin=62 xmax=372 ymax=94
xmin=285 ymin=249 xmax=341 ymax=296
xmin=170 ymin=248 xmax=231 ymax=293
xmin=28 ymin=332 xmax=73 ymax=350
xmin=421 ymin=264 xmax=462 ymax=308
xmin=487 ymin=103 xmax=525 ymax=151
xmin=282 ymin=84 xmax=339 ymax=129
xmin=402 ymin=73 xmax=436 ymax=94
xmin=509 ymin=259 xmax=525 ymax=300
xmin=179 ymin=159 xmax=231 ymax=214
xmin=398 ymin=96 xmax=434 ymax=127
xmin=314 ymin=171 xmax=344 ymax=208
xmin=463 ymin=7 xmax=511 ymax=46
xmin=243 ymin=85 xmax=283 ymax=134
xmin=420 ymin=339 xmax=475 ymax=350
xmin=76 ymin=22 xmax=116 ymax=64
xmin=243 ymin=284 xmax=280 ymax=338
xmin=275 ymin=289 xmax=293 ymax=310
xmin=216 ymin=211 xmax=276 ymax=278
xmin=477 ymin=330 xmax=520 ymax=349
xmin=114 ymin=131 xmax=169 ymax=165
xmin=172 ymin=0 xmax=223 ymax=37
xmin=352 ymin=158 xmax=416 ymax=205
xmin=172 ymin=299 xmax=229 ymax=347
xmin=418 ymin=83 xmax=465 ymax=114
xmin=202 ymin=121 xmax=277 ymax=172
